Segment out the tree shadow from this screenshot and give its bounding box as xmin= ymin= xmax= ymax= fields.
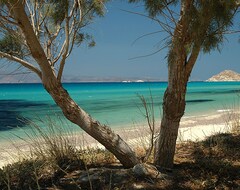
xmin=169 ymin=133 xmax=240 ymax=189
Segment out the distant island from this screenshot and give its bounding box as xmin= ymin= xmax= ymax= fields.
xmin=207 ymin=70 xmax=240 ymax=81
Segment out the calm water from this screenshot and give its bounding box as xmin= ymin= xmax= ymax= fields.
xmin=0 ymin=82 xmax=240 ymax=139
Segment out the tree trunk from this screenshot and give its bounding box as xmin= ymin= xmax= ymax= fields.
xmin=153 ymin=0 xmax=198 ymax=169
xmin=8 ymin=0 xmax=140 ymax=168
xmin=43 ymin=77 xmax=140 ymax=168
xmin=154 ymin=62 xmax=188 ymax=169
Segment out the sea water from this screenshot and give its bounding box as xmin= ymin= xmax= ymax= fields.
xmin=0 ymin=82 xmax=240 ymax=140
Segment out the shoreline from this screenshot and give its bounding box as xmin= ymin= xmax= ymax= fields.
xmin=0 ymin=111 xmax=233 ymax=168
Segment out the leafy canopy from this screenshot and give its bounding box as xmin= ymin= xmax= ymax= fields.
xmin=129 ymin=0 xmax=238 ymax=54
xmin=0 ymin=0 xmax=108 ymax=61
xmin=0 ymin=34 xmax=24 ymax=58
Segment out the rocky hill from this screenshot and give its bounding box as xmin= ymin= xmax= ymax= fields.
xmin=207 ymin=70 xmax=240 ymax=81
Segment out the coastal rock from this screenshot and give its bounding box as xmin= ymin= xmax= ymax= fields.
xmin=133 ymin=163 xmax=161 ymax=179
xmin=207 ymin=70 xmax=240 ymax=81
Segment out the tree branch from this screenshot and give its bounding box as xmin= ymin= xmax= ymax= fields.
xmin=185 ymin=44 xmax=201 ymax=76
xmin=0 ymin=51 xmax=42 ymax=78
xmin=129 ymin=43 xmax=169 ymax=60
xmin=8 ymin=0 xmax=55 ymax=80
xmin=26 ymin=0 xmax=37 ymax=35
xmin=121 ymin=9 xmax=174 ymax=36
xmin=0 ymin=15 xmax=19 ymax=25
xmin=57 ymin=16 xmax=70 ymax=81
xmin=131 ymin=30 xmax=165 ymax=46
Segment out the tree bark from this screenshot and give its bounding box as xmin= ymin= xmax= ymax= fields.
xmin=154 ymin=62 xmax=188 ymax=169
xmin=43 ymin=77 xmax=140 ymax=168
xmin=154 ymin=0 xmax=197 ymax=169
xmin=155 ymin=40 xmax=201 ymax=169
xmin=8 ymin=0 xmax=140 ymax=168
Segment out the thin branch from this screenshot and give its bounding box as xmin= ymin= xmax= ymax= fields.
xmin=53 ymin=40 xmax=66 ymax=65
xmin=137 ymin=92 xmax=156 ymax=163
xmin=129 ymin=43 xmax=169 ymax=60
xmin=77 ymin=0 xmax=82 ymax=22
xmin=69 ymin=0 xmax=77 ymax=18
xmin=223 ymin=30 xmax=240 ymax=35
xmin=8 ymin=0 xmax=54 ymax=77
xmin=186 ymin=44 xmax=201 ymax=76
xmin=57 ymin=16 xmax=70 ymax=81
xmin=161 ymin=9 xmax=177 ymax=30
xmin=55 ymin=1 xmax=86 ymax=68
xmin=44 ymin=23 xmax=62 ymax=64
xmin=51 ymin=8 xmax=75 ymax=65
xmin=161 ymin=11 xmax=173 ymax=35
xmin=131 ymin=30 xmax=165 ymax=46
xmin=0 ymin=51 xmax=42 ymax=78
xmin=38 ymin=4 xmax=50 ymax=32
xmin=1 ymin=64 xmax=28 ymax=76
xmin=163 ymin=0 xmax=178 ymax=26
xmin=121 ymin=9 xmax=174 ymax=36
xmin=0 ymin=71 xmax=33 ymax=76
xmin=67 ymin=11 xmax=85 ymax=57
xmin=67 ymin=27 xmax=78 ymax=57
xmin=0 ymin=15 xmax=18 ymax=25
xmin=26 ymin=0 xmax=37 ymax=34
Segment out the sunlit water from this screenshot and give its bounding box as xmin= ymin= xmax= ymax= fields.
xmin=0 ymin=82 xmax=240 ymax=141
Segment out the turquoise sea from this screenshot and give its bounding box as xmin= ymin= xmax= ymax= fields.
xmin=0 ymin=82 xmax=240 ymax=140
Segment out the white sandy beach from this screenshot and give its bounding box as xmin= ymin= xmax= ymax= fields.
xmin=0 ymin=112 xmax=234 ymax=168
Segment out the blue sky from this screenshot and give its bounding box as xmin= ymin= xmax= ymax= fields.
xmin=64 ymin=1 xmax=240 ymax=81
xmin=1 ymin=1 xmax=240 ymax=82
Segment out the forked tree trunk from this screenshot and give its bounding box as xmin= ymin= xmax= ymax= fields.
xmin=153 ymin=1 xmax=201 ymax=169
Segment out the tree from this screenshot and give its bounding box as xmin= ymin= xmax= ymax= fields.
xmin=129 ymin=0 xmax=239 ymax=168
xmin=0 ymin=0 xmax=139 ymax=168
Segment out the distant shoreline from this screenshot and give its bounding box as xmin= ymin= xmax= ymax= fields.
xmin=2 ymin=80 xmax=240 ymax=85
xmin=0 ymin=81 xmax=220 ymax=85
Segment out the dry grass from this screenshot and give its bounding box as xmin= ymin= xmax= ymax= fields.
xmin=0 ymin=118 xmax=118 ymax=190
xmin=0 ymin=106 xmax=240 ymax=189
xmin=173 ymin=132 xmax=240 ymax=190
xmin=1 ymin=129 xmax=239 ymax=189
xmin=223 ymin=97 xmax=240 ymax=134
xmin=0 ymin=134 xmax=240 ymax=189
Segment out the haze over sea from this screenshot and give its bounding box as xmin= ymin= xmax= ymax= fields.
xmin=0 ymin=81 xmax=240 ymax=141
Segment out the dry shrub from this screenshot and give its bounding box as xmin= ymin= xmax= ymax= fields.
xmin=223 ymin=97 xmax=240 ymax=134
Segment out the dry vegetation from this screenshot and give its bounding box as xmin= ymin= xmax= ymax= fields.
xmin=0 ymin=114 xmax=239 ymax=190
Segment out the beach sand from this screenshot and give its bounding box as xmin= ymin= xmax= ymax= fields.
xmin=0 ymin=112 xmax=233 ymax=168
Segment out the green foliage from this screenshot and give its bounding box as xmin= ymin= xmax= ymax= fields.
xmin=46 ymin=0 xmax=107 ymax=25
xmin=0 ymin=0 xmax=108 ymax=60
xmin=191 ymin=0 xmax=236 ymax=53
xmin=131 ymin=0 xmax=238 ymax=56
xmin=92 ymin=0 xmax=108 ymax=16
xmin=48 ymin=0 xmax=69 ymax=24
xmin=129 ymin=0 xmax=178 ymax=17
xmin=0 ymin=0 xmax=8 ymax=5
xmin=88 ymin=40 xmax=96 ymax=47
xmin=0 ymin=34 xmax=24 ymax=58
xmin=75 ymin=33 xmax=96 ymax=47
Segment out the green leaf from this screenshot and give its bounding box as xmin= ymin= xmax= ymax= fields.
xmin=49 ymin=0 xmax=69 ymax=24
xmin=0 ymin=34 xmax=24 ymax=58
